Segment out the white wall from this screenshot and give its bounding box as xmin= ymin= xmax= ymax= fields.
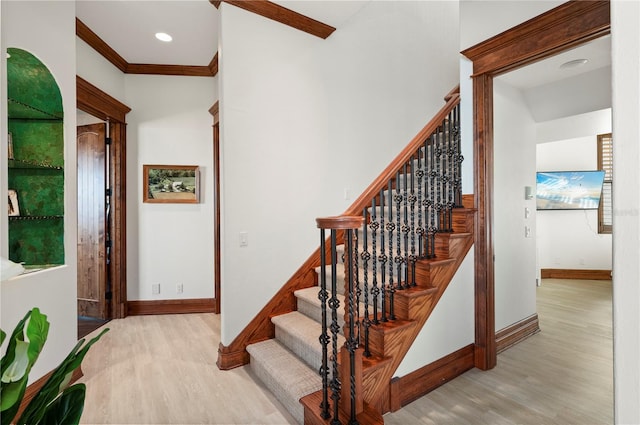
xmin=492 ymin=79 xmax=537 ymax=330
xmin=536 ymin=109 xmax=613 ymax=272
xmin=124 ymin=74 xmax=217 ymax=300
xmin=611 ymin=1 xmax=640 ymax=422
xmin=76 ymin=37 xmax=126 ymax=103
xmin=397 ymin=247 xmax=475 ymax=376
xmin=0 ymin=1 xmax=78 ymax=382
xmin=460 ymin=0 xmax=565 ymax=49
xmin=218 ymin=0 xmax=467 ymax=372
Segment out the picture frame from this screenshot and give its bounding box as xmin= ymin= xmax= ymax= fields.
xmin=8 ymin=189 xmax=20 ymax=216
xmin=143 ymin=164 xmax=200 ymax=204
xmin=8 ymin=132 xmax=14 ymax=160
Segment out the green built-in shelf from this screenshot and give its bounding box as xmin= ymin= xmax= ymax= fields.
xmin=7 ymin=47 xmax=64 ymax=267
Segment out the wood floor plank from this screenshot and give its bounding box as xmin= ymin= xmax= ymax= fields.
xmin=79 ymin=278 xmax=612 ymax=424
xmin=385 ymin=278 xmax=613 ymax=424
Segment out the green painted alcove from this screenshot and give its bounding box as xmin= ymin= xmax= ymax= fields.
xmin=7 ymin=47 xmax=65 ymax=266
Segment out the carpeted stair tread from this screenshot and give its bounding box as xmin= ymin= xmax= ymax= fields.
xmin=246 ymin=339 xmax=321 ymax=424
xmin=272 ymin=311 xmax=344 ymax=372
xmin=295 ymin=287 xmax=366 ymax=330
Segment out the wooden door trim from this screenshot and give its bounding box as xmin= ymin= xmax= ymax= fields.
xmin=210 ymin=101 xmax=220 ymax=314
xmin=460 ymin=0 xmax=610 ymax=370
xmin=77 ymin=76 xmax=131 ymax=319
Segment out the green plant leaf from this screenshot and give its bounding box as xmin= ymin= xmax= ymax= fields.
xmin=0 ymin=380 xmax=28 ymax=425
xmin=0 ymin=329 xmax=6 ymax=346
xmin=0 ymin=310 xmax=30 ymax=383
xmin=17 ymin=328 xmax=109 ymax=425
xmin=0 ymin=310 xmax=32 ymax=425
xmin=25 ymin=308 xmax=49 ymax=365
xmin=38 ymin=384 xmax=86 ymax=425
xmin=1 ymin=340 xmax=29 ymax=383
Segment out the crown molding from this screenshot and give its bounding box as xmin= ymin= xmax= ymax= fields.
xmin=76 ymin=18 xmax=128 ymax=72
xmin=76 ymin=18 xmax=218 ymax=77
xmin=212 ymin=0 xmax=335 ymax=39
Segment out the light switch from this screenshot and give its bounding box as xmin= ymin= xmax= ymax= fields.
xmin=239 ymin=232 xmax=248 ymax=247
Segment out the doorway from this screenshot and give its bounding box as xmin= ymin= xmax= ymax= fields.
xmin=77 ymin=116 xmax=109 ymax=337
xmin=460 ymin=1 xmax=610 ymax=369
xmin=76 ymin=76 xmax=131 ymax=333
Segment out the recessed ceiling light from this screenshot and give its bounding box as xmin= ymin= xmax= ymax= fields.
xmin=560 ymin=58 xmax=588 ymax=69
xmin=155 ymin=32 xmax=173 ymax=42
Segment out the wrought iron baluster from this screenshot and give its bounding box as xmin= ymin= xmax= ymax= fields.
xmin=345 ymin=228 xmax=359 ymax=425
xmin=353 ymin=229 xmax=361 ymax=345
xmin=409 ymin=155 xmax=417 ymax=287
xmin=428 ymin=135 xmax=437 ymax=258
xmin=318 ymin=229 xmax=330 ymax=419
xmin=370 ymin=198 xmax=380 ymax=326
xmin=362 ymin=210 xmax=371 ymax=357
xmin=387 ymin=180 xmax=396 ymax=321
xmin=444 ymin=111 xmax=454 ymax=231
xmin=416 ymin=148 xmax=425 ymax=259
xmin=453 ymin=104 xmax=463 ymax=208
xmin=401 ymin=163 xmax=410 ymax=289
xmin=379 ymin=189 xmax=388 ymax=323
xmin=329 ymin=230 xmax=341 ymax=425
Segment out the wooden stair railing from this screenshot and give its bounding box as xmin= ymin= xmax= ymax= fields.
xmin=216 ymin=87 xmax=461 ymax=372
xmin=218 ymin=88 xmax=468 ymax=425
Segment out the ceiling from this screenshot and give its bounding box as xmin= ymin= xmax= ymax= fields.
xmin=76 ymin=1 xmax=611 ymax=122
xmin=75 ymin=0 xmax=368 ymax=66
xmin=497 ymin=35 xmax=612 ymax=122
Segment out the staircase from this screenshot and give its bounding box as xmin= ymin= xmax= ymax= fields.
xmin=247 ymin=207 xmax=473 ymax=423
xmin=217 ymin=87 xmax=473 ymax=424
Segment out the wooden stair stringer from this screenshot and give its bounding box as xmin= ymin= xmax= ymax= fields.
xmin=361 ymin=210 xmax=474 ymax=413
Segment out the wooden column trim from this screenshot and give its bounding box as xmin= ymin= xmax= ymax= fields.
xmin=462 ymin=0 xmax=610 ymax=373
xmin=215 ymin=0 xmax=336 ymax=39
xmin=473 ymin=73 xmax=496 ymax=371
xmin=210 ymin=102 xmax=221 ymax=314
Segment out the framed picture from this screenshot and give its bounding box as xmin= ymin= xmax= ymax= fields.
xmin=143 ymin=164 xmax=200 ymax=204
xmin=8 ymin=132 xmax=14 ymax=160
xmin=8 ymin=189 xmax=20 ymax=216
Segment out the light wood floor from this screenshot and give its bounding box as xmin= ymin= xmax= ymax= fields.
xmin=79 ymin=278 xmax=612 ymax=424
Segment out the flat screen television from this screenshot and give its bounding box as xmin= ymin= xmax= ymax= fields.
xmin=536 ymin=170 xmax=605 ymax=210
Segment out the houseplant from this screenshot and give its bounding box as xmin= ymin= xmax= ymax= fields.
xmin=1 ymin=308 xmax=108 ymax=425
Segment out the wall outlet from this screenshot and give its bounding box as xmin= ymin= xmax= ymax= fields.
xmin=152 ymin=283 xmax=160 ymax=295
xmin=176 ymin=283 xmax=183 ymax=294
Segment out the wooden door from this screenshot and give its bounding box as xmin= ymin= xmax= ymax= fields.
xmin=77 ymin=123 xmax=107 ymax=319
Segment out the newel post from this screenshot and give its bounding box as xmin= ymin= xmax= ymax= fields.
xmin=316 ymin=215 xmax=365 ymax=425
